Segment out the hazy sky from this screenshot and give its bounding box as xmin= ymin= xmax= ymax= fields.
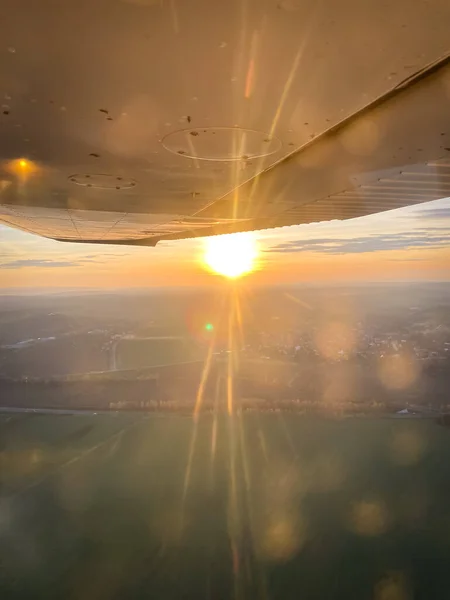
xmin=1 ymin=197 xmax=449 ymax=289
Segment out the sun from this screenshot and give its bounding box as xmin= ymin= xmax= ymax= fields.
xmin=203 ymin=232 xmax=258 ymax=278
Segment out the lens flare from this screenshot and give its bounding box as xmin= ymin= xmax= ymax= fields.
xmin=203 ymin=233 xmax=257 ymax=279
xmin=6 ymin=158 xmax=39 ymax=177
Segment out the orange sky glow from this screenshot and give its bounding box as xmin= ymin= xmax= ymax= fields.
xmin=1 ymin=198 xmax=449 ymax=289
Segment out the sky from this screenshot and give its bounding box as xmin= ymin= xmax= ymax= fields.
xmin=1 ymin=197 xmax=449 ymax=290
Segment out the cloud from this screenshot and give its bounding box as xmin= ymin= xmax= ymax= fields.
xmin=410 ymin=207 xmax=450 ymax=220
xmin=412 ymin=227 xmax=450 ymax=233
xmin=387 ymin=257 xmax=427 ymax=262
xmin=82 ymin=253 xmax=127 ymax=259
xmin=0 ymin=249 xmax=131 ymax=270
xmin=1 ymin=259 xmax=88 ymax=269
xmin=266 ymin=231 xmax=450 ymax=255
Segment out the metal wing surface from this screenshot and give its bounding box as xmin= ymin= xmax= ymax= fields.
xmin=0 ymin=0 xmax=449 ymax=246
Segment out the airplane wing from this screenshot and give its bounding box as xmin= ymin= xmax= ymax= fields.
xmin=0 ymin=0 xmax=449 ymax=246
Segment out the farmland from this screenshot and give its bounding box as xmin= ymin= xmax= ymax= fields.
xmin=2 ymin=413 xmax=450 ymax=598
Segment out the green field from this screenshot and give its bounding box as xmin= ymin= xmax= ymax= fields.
xmin=1 ymin=413 xmax=450 ymax=599
xmin=116 ymin=338 xmax=196 ymax=370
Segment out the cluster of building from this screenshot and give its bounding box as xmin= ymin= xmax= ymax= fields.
xmin=240 ymin=321 xmax=450 ymax=364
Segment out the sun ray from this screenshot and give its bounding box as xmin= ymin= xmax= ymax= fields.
xmin=284 ymin=292 xmax=313 ymax=311
xmin=233 ymin=288 xmax=246 ymax=352
xmin=209 ymin=370 xmax=221 ymax=490
xmin=180 ymin=312 xmax=221 ymax=532
xmin=169 ymin=0 xmax=179 ymax=34
xmin=193 ymin=336 xmax=216 ymax=417
xmin=227 ymin=303 xmax=235 ymax=416
xmin=277 ymin=412 xmax=299 ymax=462
xmin=243 ymin=4 xmax=323 ymax=215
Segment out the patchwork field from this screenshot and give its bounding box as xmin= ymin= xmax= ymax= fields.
xmin=1 ymin=413 xmax=450 ymax=599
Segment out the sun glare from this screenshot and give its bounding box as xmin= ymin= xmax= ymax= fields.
xmin=203 ymin=232 xmax=258 ymax=279
xmin=6 ymin=157 xmax=39 ymax=176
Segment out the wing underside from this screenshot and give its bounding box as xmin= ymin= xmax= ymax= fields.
xmin=0 ymin=0 xmax=449 ymax=245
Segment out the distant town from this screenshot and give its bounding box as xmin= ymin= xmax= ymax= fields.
xmin=1 ymin=283 xmax=449 ymax=417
